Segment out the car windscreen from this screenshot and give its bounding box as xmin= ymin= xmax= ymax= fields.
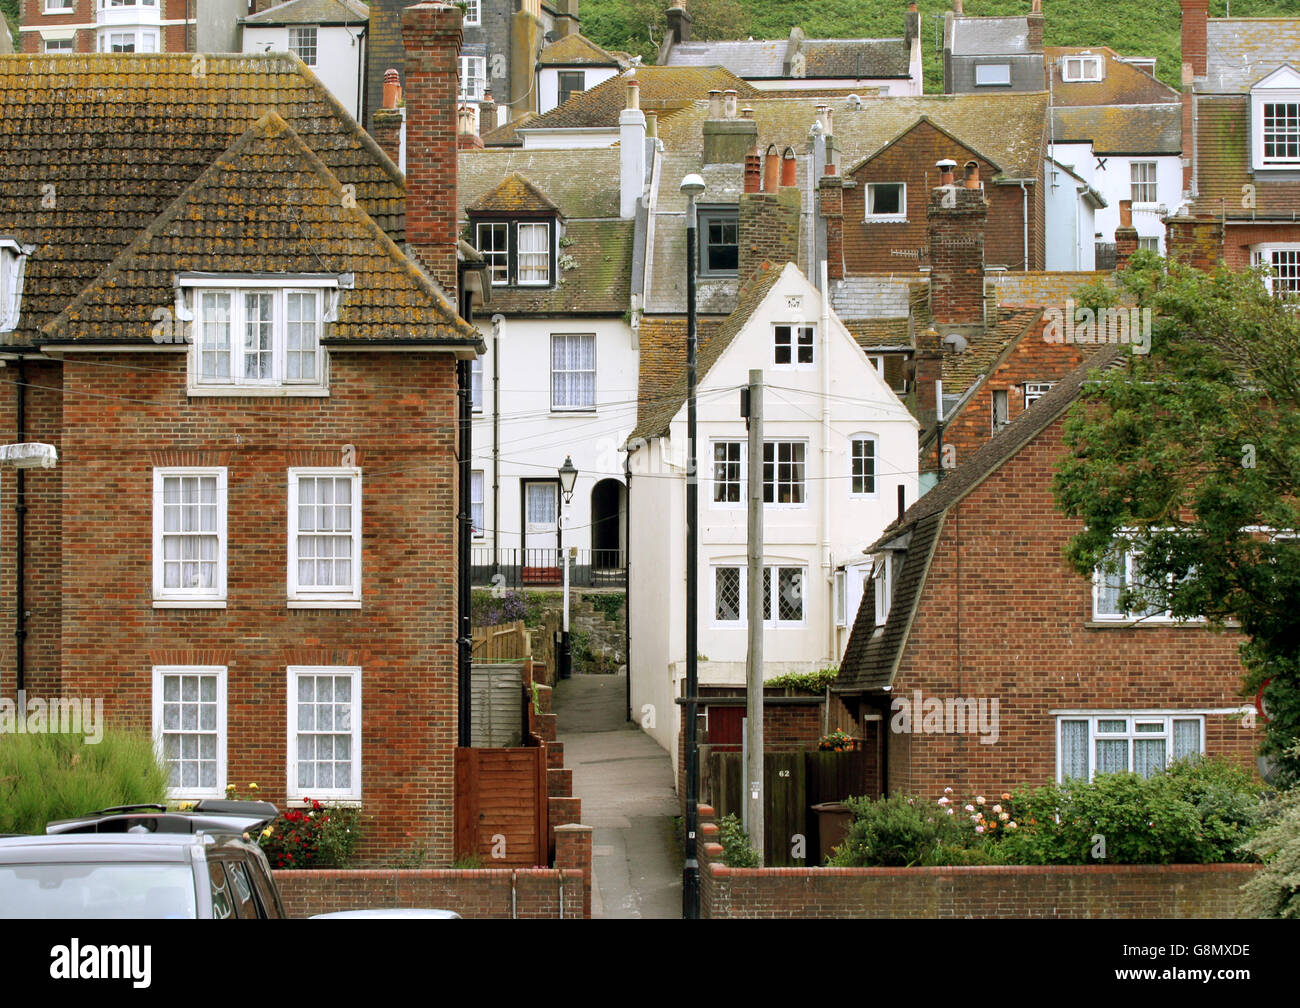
xmin=0 ymin=862 xmax=198 ymax=919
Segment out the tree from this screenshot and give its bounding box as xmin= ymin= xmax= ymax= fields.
xmin=1053 ymin=252 xmax=1300 ymax=784
xmin=581 ymin=0 xmax=751 ymax=65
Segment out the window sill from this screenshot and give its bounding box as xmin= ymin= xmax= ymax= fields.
xmin=189 ymin=385 xmax=329 ymax=398
xmin=153 ymin=599 xmax=227 ymax=609
xmin=1084 ymin=618 xmax=1208 ymax=629
xmin=287 ymin=600 xmax=362 ymax=610
xmin=550 ymin=408 xmax=597 ymax=416
xmin=864 ymin=216 xmax=908 ymax=224
xmin=287 ymin=797 xmax=362 ymax=808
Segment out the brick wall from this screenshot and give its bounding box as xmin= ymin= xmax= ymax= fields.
xmin=700 ymin=855 xmax=1258 ymax=919
xmin=1219 ymin=222 xmax=1300 ymax=272
xmin=49 ymin=351 xmax=462 ymax=864
xmin=21 ymin=0 xmax=192 ymax=53
xmin=276 ymin=821 xmax=592 ymax=918
xmin=839 ymin=121 xmax=1040 ymax=274
xmin=885 ymin=413 xmax=1259 ymax=799
xmin=928 ymin=185 xmax=986 ymax=326
xmin=1166 ymin=217 xmax=1225 ymax=272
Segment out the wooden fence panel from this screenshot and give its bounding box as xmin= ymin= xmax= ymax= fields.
xmin=470 ymin=662 xmax=525 ymax=747
xmin=471 ymin=620 xmax=529 ymax=662
xmin=453 ymin=745 xmax=547 ymax=867
xmin=763 ymin=752 xmax=805 ymax=867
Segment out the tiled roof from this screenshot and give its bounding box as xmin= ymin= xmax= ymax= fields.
xmin=846 ymin=318 xmax=911 ymax=350
xmin=634 ymin=315 xmax=724 ymax=420
xmin=459 ymin=148 xmax=621 ymax=220
xmin=834 ymin=345 xmax=1125 ymax=695
xmin=0 ymin=53 xmax=405 ymax=346
xmin=482 ymin=113 xmax=534 ymax=148
xmin=242 ymin=0 xmax=368 ymax=25
xmin=941 ymin=306 xmax=1043 ymax=401
xmin=1044 ymin=47 xmax=1179 ymax=107
xmin=631 ymin=263 xmax=785 ymax=441
xmin=988 ymin=271 xmax=1118 ymax=308
xmin=467 ymin=173 xmax=558 ymax=215
xmin=537 ymin=33 xmax=622 ymax=67
xmin=481 ymin=219 xmax=634 ymax=315
xmin=1051 ymin=104 xmax=1181 ymax=155
xmin=42 ymin=112 xmax=474 ymax=347
xmin=1202 ymin=19 xmax=1300 ymax=94
xmin=524 ymin=66 xmax=759 ymax=131
xmin=1191 ymin=96 xmax=1300 ymax=219
xmin=950 ymin=17 xmax=1034 ymax=57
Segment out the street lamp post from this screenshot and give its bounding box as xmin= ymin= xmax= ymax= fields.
xmin=558 ymin=455 xmax=578 ymax=680
xmin=680 ymin=171 xmax=705 ymax=919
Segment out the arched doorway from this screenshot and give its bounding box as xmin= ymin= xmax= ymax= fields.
xmin=590 ymin=478 xmax=626 ymax=575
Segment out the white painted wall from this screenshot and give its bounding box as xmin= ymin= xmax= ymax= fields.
xmin=1044 ymin=157 xmax=1099 ymax=271
xmin=537 ymin=65 xmax=620 ymax=115
xmin=1049 ymin=143 xmax=1181 ymax=256
xmin=242 ymin=25 xmax=365 ymax=121
xmin=470 ymin=315 xmax=640 ymax=571
xmin=628 ymin=263 xmax=919 ymax=766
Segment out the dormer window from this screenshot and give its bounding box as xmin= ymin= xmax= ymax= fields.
xmin=1061 ymin=54 xmax=1103 ymax=83
xmin=178 ymin=275 xmax=339 ymax=396
xmin=1251 ymin=66 xmax=1300 ymax=170
xmin=473 ymin=220 xmax=554 ymax=287
xmin=0 ymin=239 xmax=29 ymax=334
xmin=872 ymin=555 xmax=893 ymax=626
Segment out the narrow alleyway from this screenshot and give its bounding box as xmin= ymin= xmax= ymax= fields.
xmin=554 ymin=672 xmax=682 ymax=919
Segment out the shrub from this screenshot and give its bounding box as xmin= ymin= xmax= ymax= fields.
xmin=718 ymin=813 xmax=760 ymax=868
xmin=1239 ymin=782 xmax=1300 ymax=918
xmin=829 ymin=793 xmax=972 ymax=867
xmin=0 ymin=730 xmax=168 ymax=835
xmin=259 ymin=799 xmax=364 ymax=869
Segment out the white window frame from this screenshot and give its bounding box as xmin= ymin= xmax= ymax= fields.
xmin=0 ymin=239 xmax=27 ymax=333
xmin=471 ymin=355 xmax=484 ymax=411
xmin=152 ymin=467 xmax=228 ymax=607
xmin=287 ymin=467 xmax=362 ymax=607
xmin=516 ymin=221 xmax=551 ymax=286
xmin=1252 ymin=243 xmax=1300 ymax=297
xmin=992 ymin=388 xmax=1009 ymax=433
xmin=1091 ymin=534 xmax=1204 ymax=624
xmin=1137 ymin=236 xmax=1160 ymax=253
xmin=286 ymin=666 xmax=362 ymax=804
xmin=974 ymin=63 xmax=1011 ymax=87
xmin=288 ymin=25 xmax=318 ymax=66
xmin=550 ymin=332 xmax=596 ymax=411
xmin=44 ymin=37 xmax=75 ymax=51
xmin=45 ymin=0 xmax=76 ymax=10
xmin=459 ymin=55 xmax=487 ymax=103
xmin=711 ymin=563 xmax=807 ymax=628
xmin=462 ymin=0 xmax=481 ymax=26
xmin=182 ymin=279 xmax=332 ymax=396
xmin=873 ymin=555 xmax=892 ymax=626
xmin=1023 ymin=381 xmax=1055 ymax=408
xmin=1061 ymin=54 xmax=1103 ymax=82
xmin=710 ymin=439 xmax=745 ymax=509
xmin=773 ymin=324 xmax=815 ymax=368
xmin=1130 ymin=161 xmax=1158 ymax=206
xmin=1056 ymin=713 xmax=1206 ymax=782
xmin=152 ymin=666 xmax=227 ymax=800
xmin=865 ymin=182 xmax=907 ymax=222
xmin=849 ymin=434 xmax=877 ymax=497
xmin=1254 ymin=91 xmax=1300 ymax=170
xmin=471 ymin=469 xmax=485 ymax=539
xmin=476 ymin=222 xmax=509 ymax=286
xmin=834 ymin=569 xmax=848 ymax=627
xmin=97 ymin=27 xmax=158 ymax=52
xmin=763 ymin=439 xmax=808 ymax=508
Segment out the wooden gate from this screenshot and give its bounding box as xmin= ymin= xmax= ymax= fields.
xmin=704 ymin=750 xmax=872 ymax=866
xmin=471 ymin=620 xmax=529 ymax=662
xmin=453 ymin=743 xmax=548 ymax=867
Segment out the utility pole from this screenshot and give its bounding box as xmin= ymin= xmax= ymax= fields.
xmin=743 ymin=369 xmax=765 ymax=864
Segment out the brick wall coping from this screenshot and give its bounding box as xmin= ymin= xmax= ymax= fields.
xmin=706 ymin=862 xmax=1257 ymax=878
xmin=276 ymin=868 xmax=569 ymax=880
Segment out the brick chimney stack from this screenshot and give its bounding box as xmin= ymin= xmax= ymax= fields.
xmin=402 ymin=1 xmax=464 ymax=296
xmin=1181 ymin=0 xmax=1209 ymax=78
xmin=373 ymin=68 xmax=404 ymax=167
xmin=1114 ymin=199 xmax=1139 ymax=270
xmin=913 ymin=326 xmax=944 ymax=434
xmin=1027 ymin=1 xmax=1044 ymax=51
xmin=906 ymin=3 xmax=920 ymax=48
xmin=928 ymin=167 xmax=987 ymax=326
xmin=819 ymin=171 xmax=845 ymax=280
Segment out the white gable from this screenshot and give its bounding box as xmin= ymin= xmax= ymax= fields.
xmin=1251 ymin=65 xmax=1300 ymax=92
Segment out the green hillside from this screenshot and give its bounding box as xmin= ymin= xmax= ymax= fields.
xmin=582 ymin=0 xmax=1300 ymax=93
xmin=2 ymin=0 xmax=17 ymax=50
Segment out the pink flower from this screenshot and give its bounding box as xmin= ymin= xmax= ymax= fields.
xmin=976 ymin=796 xmax=986 ymax=805
xmin=943 ymin=787 xmax=954 ymax=794
xmin=975 ymin=825 xmax=985 ymax=834
xmin=992 ymin=804 xmax=1002 ymax=814
xmin=944 ymin=807 xmax=954 ymax=815
xmin=937 ymin=797 xmax=951 ymax=806
xmin=964 ymin=804 xmax=975 ymax=812
xmin=1007 ymin=821 xmax=1018 ymax=830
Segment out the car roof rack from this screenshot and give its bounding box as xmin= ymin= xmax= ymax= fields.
xmin=46 ymin=801 xmax=279 ymax=838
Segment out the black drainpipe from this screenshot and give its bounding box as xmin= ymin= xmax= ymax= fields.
xmin=14 ymin=357 xmax=27 ymax=694
xmin=623 ymin=447 xmax=632 ymax=723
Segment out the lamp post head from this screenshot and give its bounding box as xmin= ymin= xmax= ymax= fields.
xmin=558 ymin=454 xmax=578 ymax=504
xmin=679 ymin=173 xmax=705 ymax=199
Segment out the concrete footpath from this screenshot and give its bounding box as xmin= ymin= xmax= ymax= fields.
xmin=554 ymin=672 xmax=682 ymax=919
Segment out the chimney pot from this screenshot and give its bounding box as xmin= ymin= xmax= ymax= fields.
xmin=707 ymin=89 xmax=723 ymax=119
xmin=963 ymin=160 xmax=980 ymax=189
xmin=382 ymin=67 xmax=402 ymax=109
xmin=763 ymin=143 xmax=780 ymax=192
xmin=646 ymin=111 xmax=658 ymax=138
xmin=1119 ymin=199 xmax=1133 ymax=228
xmin=626 ymin=77 xmax=641 ymax=111
xmin=744 ymin=149 xmax=761 ymax=193
xmin=937 ymin=158 xmax=956 ymax=187
xmin=723 ymin=89 xmax=738 ymax=119
xmin=780 ymin=147 xmax=797 ymax=187
xmin=953 ymin=0 xmax=963 ymax=14
xmin=741 ymin=106 xmax=755 ymax=119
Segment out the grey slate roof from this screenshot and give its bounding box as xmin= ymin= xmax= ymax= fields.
xmin=834 ymin=345 xmax=1125 ymax=696
xmin=242 ymin=0 xmax=367 ymax=26
xmin=1052 ymin=104 xmax=1181 ymax=155
xmin=665 ymin=37 xmax=910 ymax=80
xmin=830 ymin=276 xmax=922 ymax=320
xmin=1202 ymin=19 xmax=1300 ymax=94
xmin=665 ymin=40 xmax=786 ymax=77
xmin=950 ymin=17 xmax=1034 ymax=57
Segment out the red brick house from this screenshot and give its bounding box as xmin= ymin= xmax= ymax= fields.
xmin=0 ymin=3 xmax=483 ymax=861
xmin=1174 ymin=0 xmax=1300 ymax=281
xmin=833 ymin=348 xmax=1259 ymax=798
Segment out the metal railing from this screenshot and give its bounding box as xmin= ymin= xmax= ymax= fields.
xmin=471 ymin=548 xmax=626 ymax=589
